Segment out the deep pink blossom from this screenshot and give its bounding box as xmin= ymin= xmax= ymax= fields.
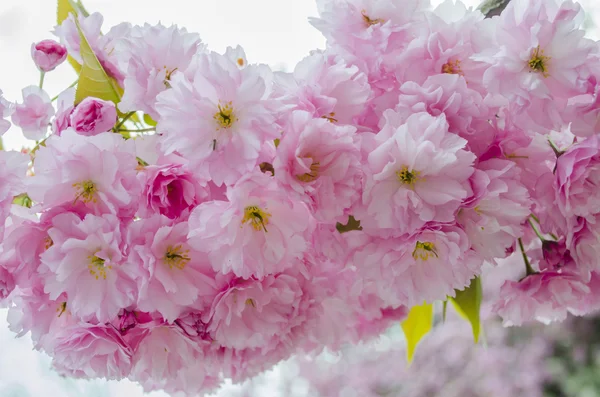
xmin=69 ymin=97 xmax=117 ymax=136
xmin=31 ymin=39 xmax=68 ymax=72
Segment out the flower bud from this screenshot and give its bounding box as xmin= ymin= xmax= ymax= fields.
xmin=70 ymin=97 xmax=117 ymax=136
xmin=31 ymin=39 xmax=68 ymax=72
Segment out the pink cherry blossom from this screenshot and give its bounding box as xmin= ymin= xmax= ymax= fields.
xmin=567 ymin=216 xmax=600 ymax=277
xmin=118 ymin=23 xmax=204 ymax=119
xmin=357 ymin=112 xmax=475 ymax=236
xmin=156 ymin=51 xmax=279 ymax=186
xmin=51 ymin=87 xmax=75 ymax=135
xmin=39 ymin=212 xmax=137 ymax=322
xmin=127 ymin=216 xmax=217 ymax=322
xmin=0 ymin=150 xmax=30 ymax=240
xmin=273 ymin=110 xmax=362 ymax=222
xmin=493 ymin=270 xmax=590 ymax=326
xmin=0 ymin=89 xmax=14 ymax=135
xmin=31 ymin=39 xmax=68 ymax=72
xmin=27 ymin=129 xmax=140 ymax=218
xmin=11 ymin=86 xmax=54 ymax=140
xmin=69 ymin=97 xmax=117 ymax=136
xmin=51 ymin=323 xmax=133 ymax=380
xmin=555 ymin=135 xmax=600 ymax=221
xmin=187 ymin=171 xmax=313 ymax=279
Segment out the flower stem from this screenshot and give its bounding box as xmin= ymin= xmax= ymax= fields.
xmin=528 ymin=219 xmax=545 ymax=242
xmin=39 ymin=72 xmax=46 ymax=89
xmin=118 ymin=128 xmax=155 ymax=133
xmin=113 ymin=111 xmax=136 ymax=132
xmin=51 ymin=80 xmax=78 ymax=102
xmin=518 ymin=238 xmax=536 ymax=276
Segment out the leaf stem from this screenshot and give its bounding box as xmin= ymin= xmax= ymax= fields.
xmin=518 ymin=238 xmax=536 ymax=276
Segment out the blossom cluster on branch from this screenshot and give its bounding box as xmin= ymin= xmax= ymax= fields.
xmin=0 ymin=0 xmax=599 ymax=394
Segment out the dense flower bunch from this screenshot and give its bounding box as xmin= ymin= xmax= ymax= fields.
xmin=0 ymin=0 xmax=600 ymax=394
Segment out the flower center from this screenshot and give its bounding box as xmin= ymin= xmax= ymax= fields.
xmin=163 ymin=245 xmax=191 ymax=270
xmin=245 ymin=298 xmax=256 ymax=307
xmin=242 ymin=206 xmax=272 ymax=232
xmin=44 ymin=236 xmax=53 ymax=250
xmin=73 ymin=180 xmax=98 ymax=204
xmin=297 ymin=158 xmax=321 ymax=183
xmin=442 ymin=59 xmax=463 ymax=75
xmin=56 ymin=301 xmax=67 ymax=317
xmin=528 ymin=46 xmax=550 ymax=77
xmin=362 ymin=10 xmax=384 ymax=26
xmin=163 ymin=66 xmax=178 ymax=87
xmin=412 ymin=241 xmax=439 ymax=261
xmin=214 ymin=101 xmax=237 ymax=129
xmin=396 ymin=166 xmax=420 ymax=187
xmin=321 ymin=112 xmax=338 ymax=123
xmin=88 ymin=255 xmax=111 ymax=280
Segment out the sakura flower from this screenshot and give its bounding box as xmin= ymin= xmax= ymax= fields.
xmin=567 ymin=216 xmax=600 ymax=277
xmin=187 ymin=171 xmax=313 ymax=279
xmin=273 ymin=111 xmax=362 ymax=223
xmin=204 ymin=272 xmax=304 ymax=350
xmin=39 ymin=212 xmax=137 ymax=322
xmin=51 ymin=87 xmax=75 ymax=135
xmin=156 ymin=51 xmax=279 ymax=186
xmin=137 ymin=161 xmax=209 ymax=220
xmin=0 ymin=266 xmax=15 ymax=303
xmin=11 ymin=86 xmax=54 ymax=140
xmin=493 ymin=270 xmax=590 ymax=326
xmin=130 ymin=325 xmax=214 ymax=395
xmin=357 ymin=112 xmax=475 ymax=236
xmin=274 ymin=52 xmax=371 ymax=124
xmin=118 ymin=23 xmax=203 ymax=119
xmin=51 ymin=323 xmax=133 ymax=380
xmin=352 ymin=225 xmax=481 ymax=308
xmin=27 ymin=129 xmax=140 ymax=218
xmin=0 ymin=150 xmax=30 ymax=240
xmin=458 ymin=159 xmax=532 ymax=261
xmin=127 ymin=216 xmax=217 ymax=323
xmin=0 ymin=89 xmax=14 ymax=135
xmin=555 ymin=135 xmax=600 ymax=221
xmin=69 ymin=97 xmax=117 ymax=136
xmin=31 ymin=39 xmax=68 ymax=72
xmin=566 ymin=83 xmax=600 ymax=137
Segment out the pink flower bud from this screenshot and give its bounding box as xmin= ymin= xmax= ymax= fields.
xmin=31 ymin=39 xmax=68 ymax=72
xmin=69 ymin=97 xmax=117 ymax=136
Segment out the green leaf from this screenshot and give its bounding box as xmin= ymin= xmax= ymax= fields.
xmin=143 ymin=113 xmax=157 ymax=127
xmin=57 ymin=0 xmax=83 ymax=74
xmin=401 ymin=302 xmax=433 ymax=364
xmin=450 ymin=276 xmax=483 ymax=343
xmin=73 ymin=18 xmax=121 ymax=105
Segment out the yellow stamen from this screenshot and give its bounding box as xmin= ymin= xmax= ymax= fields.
xmin=442 ymin=59 xmax=463 ymax=75
xmin=237 ymin=58 xmax=245 ymax=67
xmin=412 ymin=241 xmax=439 ymax=261
xmin=73 ymin=180 xmax=98 ymax=204
xmin=528 ymin=45 xmax=550 ymax=77
xmin=245 ymin=298 xmax=256 ymax=307
xmin=88 ymin=255 xmax=111 ymax=280
xmin=163 ymin=66 xmax=178 ymax=87
xmin=213 ymin=101 xmax=237 ymax=129
xmin=241 ymin=206 xmax=272 ymax=232
xmin=362 ymin=10 xmax=384 ymax=26
xmin=297 ymin=158 xmax=321 ymax=183
xmin=396 ymin=166 xmax=421 ymax=188
xmin=321 ymin=112 xmax=338 ymax=123
xmin=56 ymin=301 xmax=67 ymax=317
xmin=163 ymin=245 xmax=191 ymax=270
xmin=44 ymin=236 xmax=53 ymax=250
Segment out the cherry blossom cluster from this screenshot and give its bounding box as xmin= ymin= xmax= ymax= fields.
xmin=0 ymin=0 xmax=599 ymax=394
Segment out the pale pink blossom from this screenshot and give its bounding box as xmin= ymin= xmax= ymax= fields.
xmin=458 ymin=159 xmax=532 ymax=261
xmin=204 ymin=272 xmax=304 ymax=350
xmin=274 ymin=52 xmax=371 ymax=124
xmin=0 ymin=89 xmax=14 ymax=135
xmin=127 ymin=216 xmax=217 ymax=322
xmin=51 ymin=87 xmax=75 ymax=135
xmin=117 ymin=23 xmax=203 ymax=119
xmin=566 ymin=82 xmax=600 ymax=137
xmin=27 ymin=129 xmax=140 ymax=218
xmin=273 ymin=111 xmax=362 ymax=222
xmin=31 ymin=39 xmax=68 ymax=72
xmin=11 ymin=86 xmax=54 ymax=140
xmin=187 ymin=171 xmax=313 ymax=279
xmin=39 ymin=212 xmax=137 ymax=322
xmin=555 ymin=135 xmax=600 ymax=221
xmin=0 ymin=150 xmax=30 ymax=240
xmin=352 ymin=226 xmax=481 ymax=308
xmin=137 ymin=161 xmax=209 ymax=220
xmin=156 ymin=51 xmax=279 ymax=186
xmin=51 ymin=323 xmax=133 ymax=380
xmin=69 ymin=97 xmax=117 ymax=136
xmin=357 ymin=112 xmax=475 ymax=236
xmin=493 ymin=270 xmax=590 ymax=326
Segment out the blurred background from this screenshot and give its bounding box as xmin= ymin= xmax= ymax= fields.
xmin=0 ymin=0 xmax=600 ymax=396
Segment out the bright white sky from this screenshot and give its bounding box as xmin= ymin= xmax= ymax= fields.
xmin=0 ymin=0 xmax=598 ymax=396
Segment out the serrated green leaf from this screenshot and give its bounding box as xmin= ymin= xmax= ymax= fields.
xmin=143 ymin=113 xmax=157 ymax=127
xmin=57 ymin=0 xmax=83 ymax=74
xmin=401 ymin=302 xmax=433 ymax=364
xmin=450 ymin=276 xmax=482 ymax=343
xmin=73 ymin=18 xmax=121 ymax=105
